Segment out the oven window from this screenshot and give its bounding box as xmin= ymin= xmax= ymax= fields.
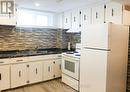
xmin=65 ymin=60 xmax=75 ymax=73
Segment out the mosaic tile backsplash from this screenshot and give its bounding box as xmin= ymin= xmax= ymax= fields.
xmin=0 ymin=26 xmax=81 ymax=51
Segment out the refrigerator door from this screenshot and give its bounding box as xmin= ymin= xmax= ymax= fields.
xmin=81 ymin=23 xmax=110 ymax=50
xmin=80 ymin=49 xmax=108 ymax=92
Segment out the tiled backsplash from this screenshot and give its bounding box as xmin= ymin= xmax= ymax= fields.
xmin=0 ymin=26 xmax=80 ymax=51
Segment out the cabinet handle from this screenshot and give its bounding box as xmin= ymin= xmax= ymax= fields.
xmin=19 ymin=71 xmax=21 ymax=77
xmin=74 ymin=17 xmax=76 ymax=22
xmin=36 ymin=68 xmax=38 ymax=74
xmin=84 ymin=14 xmax=86 ymax=20
xmin=59 ymin=64 xmax=61 ymax=70
xmin=0 ymin=73 xmax=1 ymax=80
xmin=66 ymin=18 xmax=68 ymax=23
xmin=112 ymin=8 xmax=114 ymax=16
xmin=9 ymin=12 xmax=11 ymax=18
xmin=96 ymin=12 xmax=98 ymax=19
xmin=16 ymin=59 xmax=23 ymax=62
xmin=48 ymin=66 xmax=50 ymax=72
xmin=53 ymin=61 xmax=55 ymax=64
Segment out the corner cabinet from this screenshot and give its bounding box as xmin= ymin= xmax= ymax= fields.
xmin=106 ymin=2 xmax=130 ymax=25
xmin=0 ymin=65 xmax=10 ymax=91
xmin=43 ymin=59 xmax=61 ymax=81
xmin=0 ymin=0 xmax=16 ymax=26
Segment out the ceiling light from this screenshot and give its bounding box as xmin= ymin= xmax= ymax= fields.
xmin=35 ymin=2 xmax=40 ymax=7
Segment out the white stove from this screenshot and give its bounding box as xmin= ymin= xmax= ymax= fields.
xmin=62 ymin=43 xmax=80 ymax=91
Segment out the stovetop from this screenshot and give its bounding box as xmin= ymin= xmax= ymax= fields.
xmin=62 ymin=51 xmax=80 ymax=59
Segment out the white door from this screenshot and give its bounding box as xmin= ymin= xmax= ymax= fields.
xmin=11 ymin=63 xmax=27 ymax=88
xmin=28 ymin=61 xmax=43 ymax=84
xmin=53 ymin=59 xmax=61 ymax=78
xmin=81 ymin=8 xmax=91 ymax=30
xmin=64 ymin=11 xmax=71 ymax=29
xmin=71 ymin=9 xmax=80 ymax=31
xmin=106 ymin=2 xmax=122 ymax=24
xmin=80 ymin=49 xmax=108 ymax=92
xmin=43 ymin=61 xmax=54 ymax=81
xmin=92 ymin=4 xmax=105 ymax=24
xmin=0 ymin=65 xmax=10 ymax=90
xmin=81 ymin=23 xmax=110 ymax=49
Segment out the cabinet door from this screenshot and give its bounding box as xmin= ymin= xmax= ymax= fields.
xmin=71 ymin=9 xmax=81 ymax=31
xmin=92 ymin=5 xmax=105 ymax=24
xmin=43 ymin=61 xmax=54 ymax=81
xmin=28 ymin=62 xmax=43 ymax=84
xmin=64 ymin=11 xmax=71 ymax=29
xmin=11 ymin=63 xmax=27 ymax=88
xmin=53 ymin=59 xmax=62 ymax=78
xmin=81 ymin=8 xmax=91 ymax=30
xmin=0 ymin=65 xmax=10 ymax=90
xmin=0 ymin=0 xmax=16 ymax=25
xmin=106 ymin=2 xmax=123 ymax=24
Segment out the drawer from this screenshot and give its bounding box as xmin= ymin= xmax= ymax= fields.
xmin=62 ymin=74 xmax=79 ymax=91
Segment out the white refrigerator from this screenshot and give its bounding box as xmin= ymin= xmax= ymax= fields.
xmin=80 ymin=23 xmax=129 ymax=92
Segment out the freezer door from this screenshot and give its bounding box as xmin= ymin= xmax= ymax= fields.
xmin=81 ymin=23 xmax=110 ymax=50
xmin=80 ymin=49 xmax=108 ymax=92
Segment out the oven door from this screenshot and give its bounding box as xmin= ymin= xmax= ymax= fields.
xmin=62 ymin=56 xmax=79 ymax=80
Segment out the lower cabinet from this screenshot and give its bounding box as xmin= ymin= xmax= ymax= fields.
xmin=28 ymin=62 xmax=43 ymax=84
xmin=54 ymin=59 xmax=62 ymax=78
xmin=9 ymin=54 xmax=61 ymax=89
xmin=43 ymin=61 xmax=54 ymax=81
xmin=0 ymin=65 xmax=10 ymax=90
xmin=43 ymin=59 xmax=62 ymax=81
xmin=11 ymin=63 xmax=28 ymax=88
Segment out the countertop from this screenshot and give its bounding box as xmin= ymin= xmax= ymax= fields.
xmin=0 ymin=48 xmax=75 ymax=59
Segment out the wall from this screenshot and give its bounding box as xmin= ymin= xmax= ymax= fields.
xmin=0 ymin=26 xmax=80 ymax=51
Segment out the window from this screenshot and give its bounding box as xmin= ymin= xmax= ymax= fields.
xmin=17 ymin=9 xmax=55 ymax=27
xmin=36 ymin=15 xmax=48 ymax=26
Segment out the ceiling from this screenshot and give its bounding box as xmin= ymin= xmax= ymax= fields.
xmin=16 ymin=0 xmax=130 ymax=13
xmin=16 ymin=0 xmax=104 ymax=13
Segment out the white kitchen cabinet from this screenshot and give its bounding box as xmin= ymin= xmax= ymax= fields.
xmin=53 ymin=59 xmax=61 ymax=78
xmin=11 ymin=63 xmax=27 ymax=88
xmin=43 ymin=60 xmax=54 ymax=81
xmin=106 ymin=2 xmax=123 ymax=24
xmin=0 ymin=0 xmax=16 ymax=26
xmin=28 ymin=61 xmax=43 ymax=84
xmin=106 ymin=2 xmax=130 ymax=25
xmin=92 ymin=4 xmax=105 ymax=24
xmin=63 ymin=11 xmax=71 ymax=29
xmin=43 ymin=58 xmax=62 ymax=81
xmin=0 ymin=65 xmax=10 ymax=91
xmin=81 ymin=8 xmax=91 ymax=30
xmin=71 ymin=9 xmax=81 ymax=31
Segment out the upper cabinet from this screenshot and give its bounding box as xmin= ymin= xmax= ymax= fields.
xmin=63 ymin=11 xmax=71 ymax=29
xmin=63 ymin=9 xmax=81 ymax=32
xmin=106 ymin=2 xmax=130 ymax=25
xmin=0 ymin=0 xmax=16 ymax=26
xmin=92 ymin=4 xmax=105 ymax=24
xmin=81 ymin=8 xmax=91 ymax=30
xmin=106 ymin=2 xmax=123 ymax=24
xmin=71 ymin=9 xmax=81 ymax=31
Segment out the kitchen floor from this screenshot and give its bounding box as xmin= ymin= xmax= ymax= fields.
xmin=3 ymin=79 xmax=77 ymax=92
